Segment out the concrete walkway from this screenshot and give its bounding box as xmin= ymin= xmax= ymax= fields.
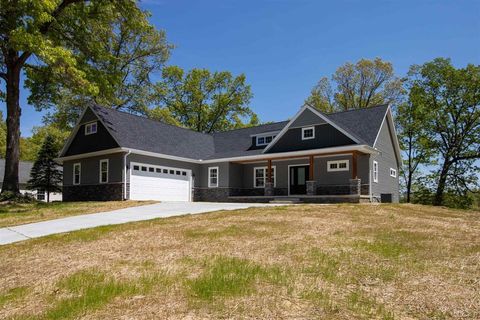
xmin=0 ymin=202 xmax=279 ymax=245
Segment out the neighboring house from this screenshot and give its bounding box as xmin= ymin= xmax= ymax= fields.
xmin=57 ymin=104 xmax=401 ymax=203
xmin=0 ymin=159 xmax=63 ymax=202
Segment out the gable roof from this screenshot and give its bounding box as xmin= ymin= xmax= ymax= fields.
xmin=60 ymin=104 xmax=393 ymax=161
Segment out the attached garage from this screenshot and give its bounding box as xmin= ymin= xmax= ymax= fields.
xmin=129 ymin=162 xmax=192 ymax=201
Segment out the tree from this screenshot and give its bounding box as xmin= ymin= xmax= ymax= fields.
xmin=306 ymin=58 xmax=403 ymax=112
xmin=153 ymin=66 xmax=257 ymax=133
xmin=396 ymin=83 xmax=433 ymax=202
xmin=409 ymin=58 xmax=480 ymax=206
xmin=0 ymin=0 xmax=170 ymax=194
xmin=27 ymin=135 xmax=62 ymax=203
xmin=0 ymin=111 xmax=6 ymax=157
xmin=20 ymin=125 xmax=70 ymax=161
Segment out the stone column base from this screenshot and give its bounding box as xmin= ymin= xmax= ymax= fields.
xmin=306 ymin=180 xmax=317 ymax=196
xmin=349 ymin=178 xmax=361 ymax=195
xmin=265 ymin=182 xmax=274 ymax=196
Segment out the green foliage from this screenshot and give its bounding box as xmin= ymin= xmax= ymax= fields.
xmin=153 ymin=66 xmax=257 ymax=133
xmin=27 ymin=135 xmax=62 ymax=202
xmin=408 ymin=58 xmax=480 ymax=206
xmin=0 ymin=191 xmax=36 ymax=203
xmin=0 ymin=286 xmax=29 ymax=308
xmin=20 ymin=125 xmax=69 ymax=161
xmin=0 ymin=111 xmax=6 ymax=157
xmin=306 ymin=58 xmax=404 ymax=112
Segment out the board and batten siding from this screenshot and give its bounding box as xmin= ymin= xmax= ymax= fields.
xmin=64 ymin=109 xmax=119 ymax=157
xmin=371 ymin=117 xmax=400 ymax=202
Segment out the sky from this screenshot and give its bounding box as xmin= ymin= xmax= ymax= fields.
xmin=1 ymin=0 xmax=479 ymax=136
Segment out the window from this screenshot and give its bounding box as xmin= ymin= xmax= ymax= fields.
xmin=390 ymin=168 xmax=397 ymax=178
xmin=169 ymin=170 xmax=174 ymax=174
xmin=163 ymin=169 xmax=168 ymax=174
xmin=37 ymin=189 xmax=45 ymax=201
xmin=156 ymin=168 xmax=162 ymax=173
xmin=327 ymin=160 xmax=349 ymax=172
xmin=302 ymin=127 xmax=315 ymax=140
xmin=149 ymin=167 xmax=154 ymax=172
xmin=256 ymin=134 xmax=277 ymax=146
xmin=133 ymin=165 xmax=140 ymax=171
xmin=141 ymin=166 xmax=147 ymax=172
xmin=176 ymin=170 xmax=181 ymax=175
xmin=208 ymin=167 xmax=219 ymax=188
xmin=373 ymin=161 xmax=378 ymax=183
xmin=182 ymin=171 xmax=187 ymax=176
xmin=84 ymin=121 xmax=97 ymax=135
xmin=99 ymin=159 xmax=108 ymax=183
xmin=254 ymin=166 xmax=276 ymax=188
xmin=73 ymin=163 xmax=81 ymax=185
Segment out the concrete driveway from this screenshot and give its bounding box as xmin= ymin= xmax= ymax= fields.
xmin=0 ymin=202 xmax=280 ymax=245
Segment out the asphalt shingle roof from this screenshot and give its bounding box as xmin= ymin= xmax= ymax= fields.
xmin=90 ymin=104 xmax=389 ymax=160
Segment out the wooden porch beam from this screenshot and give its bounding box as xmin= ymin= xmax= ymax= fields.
xmin=233 ymin=150 xmax=364 ymax=164
xmin=267 ymin=159 xmax=272 ymax=183
xmin=309 ymin=155 xmax=314 ymax=180
xmin=352 ymin=151 xmax=358 ymax=179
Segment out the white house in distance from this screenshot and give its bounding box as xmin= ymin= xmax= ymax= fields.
xmin=0 ymin=159 xmax=62 ymax=202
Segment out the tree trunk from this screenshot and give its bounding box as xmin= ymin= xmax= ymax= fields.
xmin=1 ymin=61 xmax=22 ymax=195
xmin=47 ymin=191 xmax=50 ymax=203
xmin=406 ymin=171 xmax=412 ymax=203
xmin=433 ymin=160 xmax=450 ymax=206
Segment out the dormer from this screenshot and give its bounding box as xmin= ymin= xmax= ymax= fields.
xmin=250 ymin=131 xmax=280 ymax=148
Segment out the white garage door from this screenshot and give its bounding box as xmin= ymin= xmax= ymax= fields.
xmin=129 ymin=162 xmax=191 ymax=202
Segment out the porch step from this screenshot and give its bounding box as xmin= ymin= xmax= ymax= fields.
xmin=269 ymin=197 xmax=302 ymax=204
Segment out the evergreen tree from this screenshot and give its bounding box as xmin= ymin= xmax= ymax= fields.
xmin=27 ymin=136 xmax=62 ymax=203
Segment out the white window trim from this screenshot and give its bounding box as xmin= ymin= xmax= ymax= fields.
xmin=208 ymin=166 xmax=219 ymax=188
xmin=73 ymin=163 xmax=81 ymax=185
xmin=390 ymin=168 xmax=397 ymax=178
xmin=301 ymin=126 xmax=315 ymax=140
xmin=99 ymin=159 xmax=109 ymax=183
xmin=253 ymin=166 xmax=277 ymax=188
xmin=256 ymin=134 xmax=276 ymax=146
xmin=373 ymin=161 xmax=378 ymax=183
xmin=84 ymin=121 xmax=97 ymax=135
xmin=327 ymin=160 xmax=349 ymax=172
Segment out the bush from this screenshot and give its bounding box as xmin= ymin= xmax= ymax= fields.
xmin=0 ymin=191 xmax=37 ymax=204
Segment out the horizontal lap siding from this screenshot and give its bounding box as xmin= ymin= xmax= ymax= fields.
xmin=63 ymin=153 xmax=124 ymax=186
xmin=371 ymin=119 xmax=400 ymax=202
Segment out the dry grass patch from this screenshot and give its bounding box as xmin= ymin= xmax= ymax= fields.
xmin=0 ymin=204 xmax=478 ymax=319
xmin=0 ymin=200 xmax=156 ymax=227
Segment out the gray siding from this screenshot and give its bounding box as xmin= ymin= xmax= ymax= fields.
xmin=290 ymin=108 xmax=326 ymax=127
xmin=64 ymin=113 xmax=119 ymax=156
xmin=267 ymin=124 xmax=356 ymax=153
xmin=371 ymin=118 xmax=400 ymax=202
xmin=63 ymin=153 xmax=124 ymax=186
xmin=239 ymin=155 xmax=369 ymax=190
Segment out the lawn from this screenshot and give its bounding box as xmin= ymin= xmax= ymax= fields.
xmin=0 ymin=201 xmax=156 ymax=227
xmin=0 ymin=204 xmax=478 ymax=319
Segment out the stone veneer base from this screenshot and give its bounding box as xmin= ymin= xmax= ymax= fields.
xmin=63 ymin=183 xmax=124 ymax=201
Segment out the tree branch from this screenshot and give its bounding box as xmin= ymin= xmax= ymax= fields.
xmin=16 ymin=0 xmax=86 ymax=67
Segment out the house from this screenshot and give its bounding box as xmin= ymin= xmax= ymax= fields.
xmin=56 ymin=104 xmax=401 ymax=203
xmin=0 ymin=159 xmax=63 ymax=202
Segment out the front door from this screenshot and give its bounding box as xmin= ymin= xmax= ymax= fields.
xmin=290 ymin=165 xmax=309 ymax=195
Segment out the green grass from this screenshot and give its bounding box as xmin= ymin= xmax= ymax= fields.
xmin=0 ymin=286 xmax=28 ymax=308
xmin=15 ymin=269 xmax=170 ymax=320
xmin=302 ymin=248 xmax=343 ymax=283
xmin=301 ymin=289 xmax=339 ymax=315
xmin=186 ymin=256 xmax=290 ymax=301
xmin=0 ymin=201 xmax=155 ymax=228
xmin=347 ymin=289 xmax=395 ymax=320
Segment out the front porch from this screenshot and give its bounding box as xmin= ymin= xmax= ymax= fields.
xmin=223 ymin=150 xmax=371 ymax=203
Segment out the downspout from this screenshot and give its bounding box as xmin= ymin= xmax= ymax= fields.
xmin=123 ymin=150 xmax=131 ymax=200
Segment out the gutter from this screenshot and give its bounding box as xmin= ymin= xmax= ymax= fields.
xmin=123 ymin=149 xmax=131 ymax=200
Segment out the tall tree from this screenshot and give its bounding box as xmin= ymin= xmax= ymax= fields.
xmin=409 ymin=58 xmax=480 ymax=206
xmin=306 ymin=58 xmax=403 ymax=112
xmin=396 ymin=82 xmax=433 ymax=202
xmin=27 ymin=135 xmax=62 ymax=203
xmin=153 ymin=66 xmax=257 ymax=133
xmin=20 ymin=125 xmax=69 ymax=161
xmin=0 ymin=0 xmax=170 ymax=194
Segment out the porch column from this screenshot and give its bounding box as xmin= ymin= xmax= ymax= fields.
xmin=352 ymin=151 xmax=358 ymax=179
xmin=265 ymin=159 xmax=274 ymax=196
xmin=306 ymin=155 xmax=317 ymax=196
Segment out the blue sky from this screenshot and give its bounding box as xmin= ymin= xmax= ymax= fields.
xmin=2 ymin=0 xmax=479 ymax=136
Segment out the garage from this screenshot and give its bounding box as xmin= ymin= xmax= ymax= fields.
xmin=129 ymin=162 xmax=192 ymax=201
